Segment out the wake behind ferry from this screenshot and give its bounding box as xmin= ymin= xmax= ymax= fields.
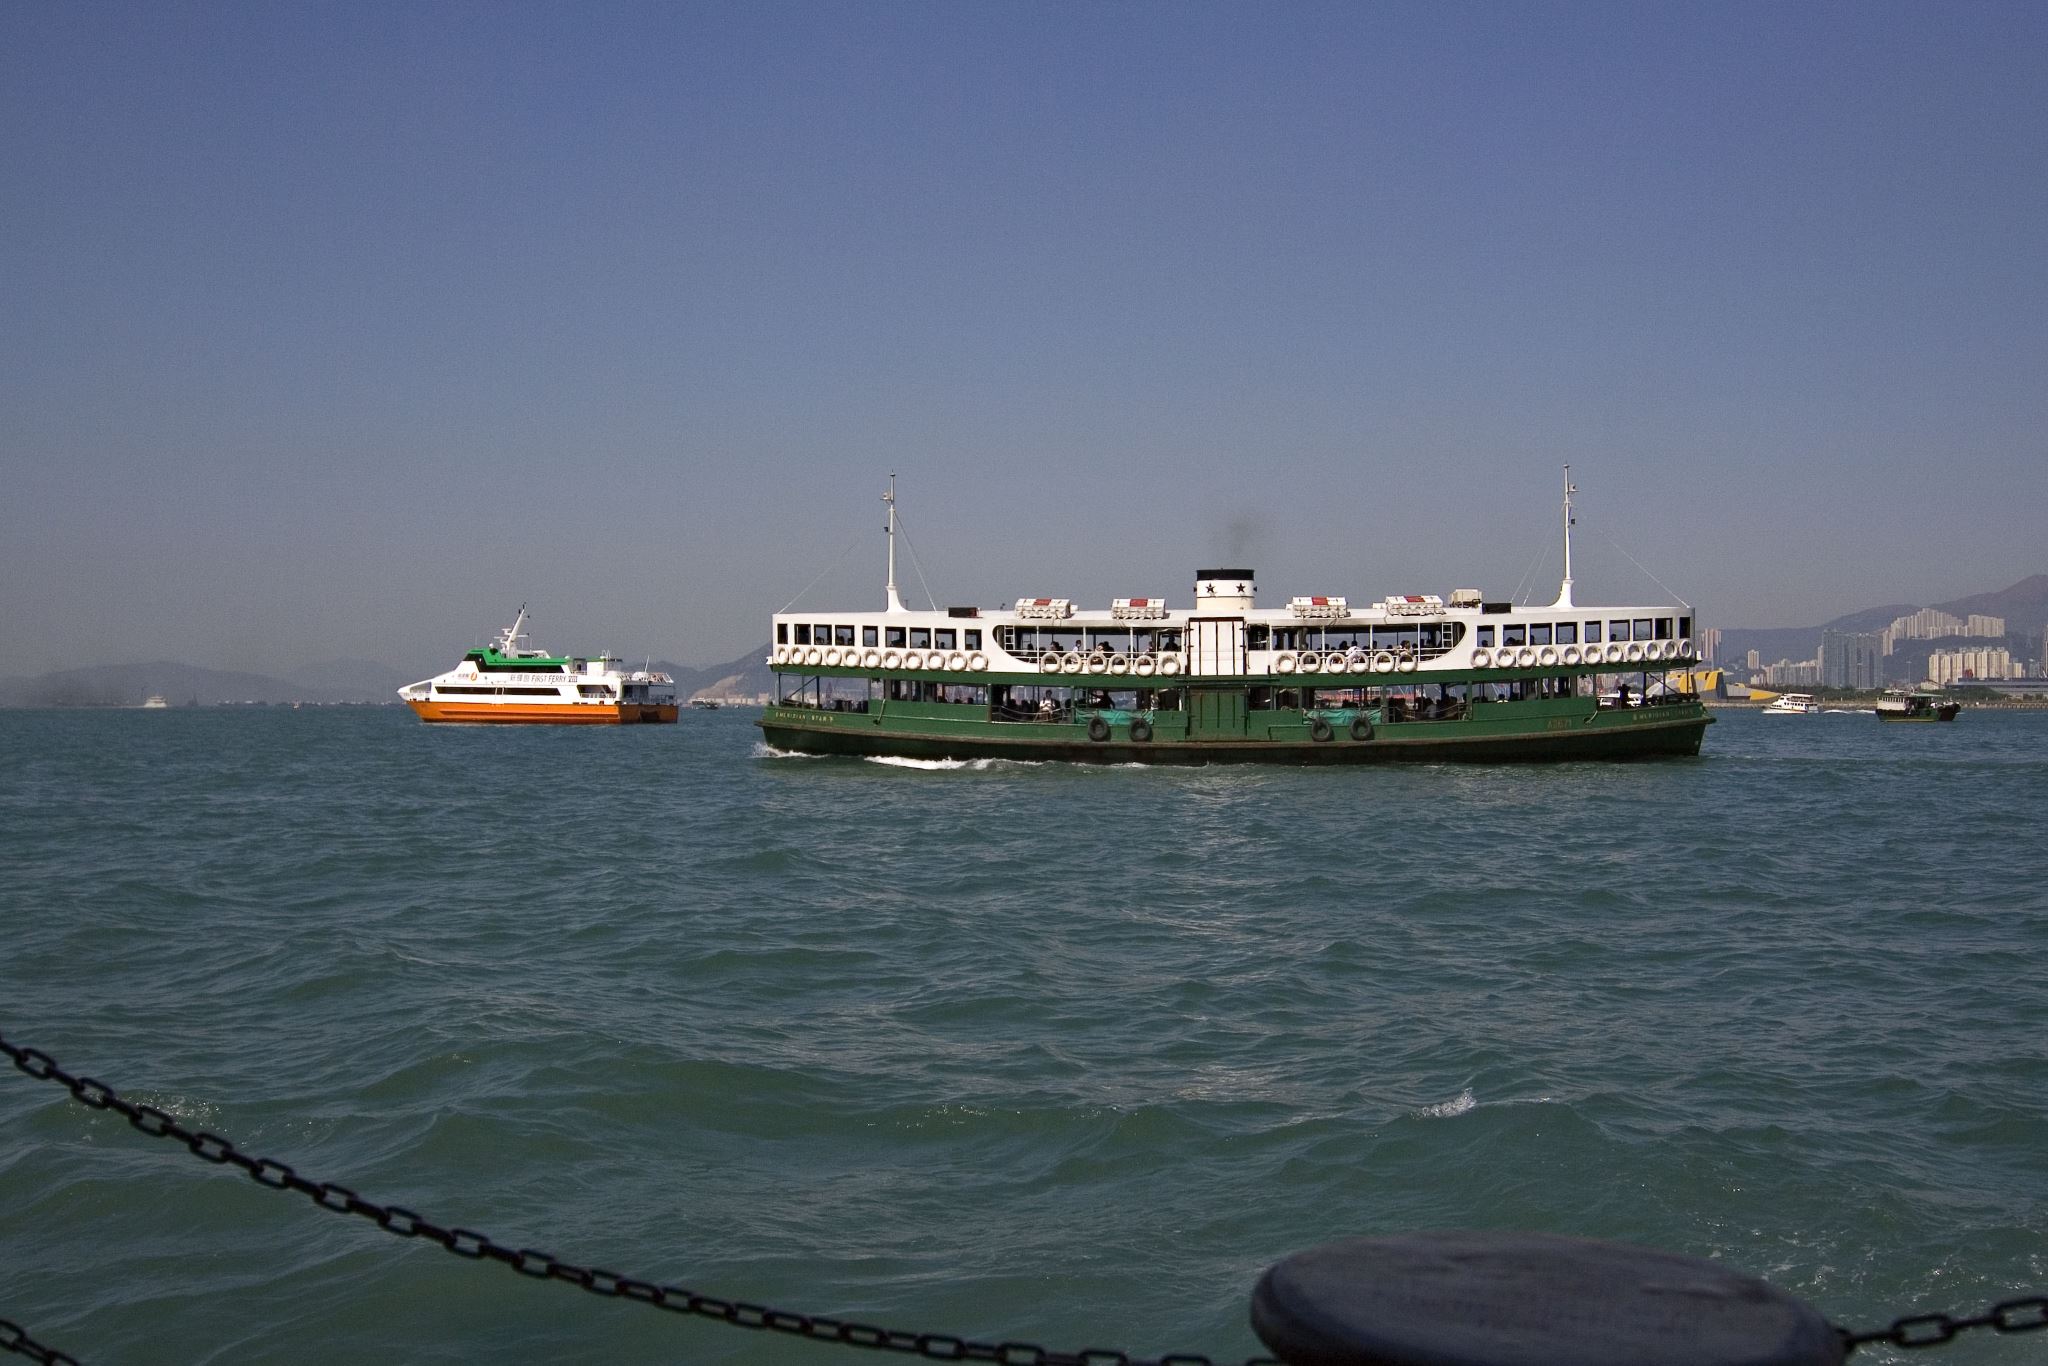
xmin=758 ymin=475 xmax=1711 ymax=764
xmin=399 ymin=608 xmax=678 ymax=724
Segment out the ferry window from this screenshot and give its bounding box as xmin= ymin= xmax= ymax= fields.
xmin=1476 ymin=626 xmax=1494 ymax=647
xmin=777 ymin=623 xmax=789 ymax=644
xmin=965 ymin=630 xmax=981 ymax=651
xmin=910 ymin=628 xmax=932 ymax=649
xmin=835 ymin=625 xmax=856 ymax=646
xmin=1529 ymin=624 xmax=1553 ymax=646
xmin=1247 ymin=625 xmax=1270 ymax=649
xmin=794 ymin=624 xmax=812 ymax=645
xmin=1502 ymin=625 xmax=1527 ymax=647
xmin=1654 ymin=618 xmax=1673 ymax=640
xmin=1556 ymin=623 xmax=1577 ymax=644
xmin=935 ymin=629 xmax=957 ymax=650
xmin=1608 ymin=620 xmax=1631 ymax=641
xmin=1633 ymin=618 xmax=1653 ymax=641
xmin=1583 ymin=621 xmax=1602 ymax=643
xmin=1678 ymin=616 xmax=1692 ymax=638
xmin=1158 ymin=630 xmax=1182 ymax=651
xmin=862 ymin=626 xmax=879 ymax=647
xmin=886 ymin=626 xmax=907 ymax=648
xmin=814 ymin=624 xmax=831 ymax=644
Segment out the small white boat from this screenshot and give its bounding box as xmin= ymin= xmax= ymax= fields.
xmin=398 ymin=607 xmax=678 ymax=724
xmin=141 ymin=694 xmax=169 ymax=710
xmin=1761 ymin=693 xmax=1820 ymax=715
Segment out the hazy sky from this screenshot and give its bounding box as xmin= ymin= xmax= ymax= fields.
xmin=5 ymin=2 xmax=2044 ymax=676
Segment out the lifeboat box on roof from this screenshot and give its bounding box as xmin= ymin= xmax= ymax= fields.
xmin=1015 ymin=598 xmax=1073 ymax=619
xmin=1449 ymin=589 xmax=1483 ymax=608
xmin=1288 ymin=596 xmax=1350 ymax=618
xmin=1383 ymin=594 xmax=1446 ymax=616
xmin=1112 ymin=598 xmax=1168 ymax=620
xmin=1194 ymin=569 xmax=1255 ymax=613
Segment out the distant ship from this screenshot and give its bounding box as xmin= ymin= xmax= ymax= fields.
xmin=398 ymin=608 xmax=678 ymax=724
xmin=1761 ymin=693 xmax=1820 ymax=715
xmin=141 ymin=695 xmax=169 ymax=710
xmin=1875 ymin=690 xmax=1961 ymax=723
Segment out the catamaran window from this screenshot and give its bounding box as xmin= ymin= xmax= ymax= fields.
xmin=863 ymin=626 xmax=879 ymax=647
xmin=835 ymin=625 xmax=856 ymax=646
xmin=1654 ymin=618 xmax=1674 ymax=640
xmin=1476 ymin=626 xmax=1495 ymax=648
xmin=886 ymin=626 xmax=907 ymax=648
xmin=1633 ymin=619 xmax=1654 ymax=642
xmin=935 ymin=628 xmax=957 ymax=650
xmin=964 ymin=629 xmax=981 ymax=651
xmin=578 ymin=685 xmax=613 ymax=698
xmin=1502 ymin=624 xmax=1527 ymax=647
xmin=793 ymin=624 xmax=812 ymax=645
xmin=1529 ymin=624 xmax=1553 ymax=646
xmin=1555 ymin=623 xmax=1577 ymax=644
xmin=910 ymin=628 xmax=931 ymax=649
xmin=1608 ymin=620 xmax=1631 ymax=641
xmin=1584 ymin=621 xmax=1603 ymax=643
xmin=777 ymin=623 xmax=789 ymax=645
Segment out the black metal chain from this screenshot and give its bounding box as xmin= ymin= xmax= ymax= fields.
xmin=0 ymin=1319 xmax=83 ymax=1366
xmin=1839 ymin=1297 xmax=2048 ymax=1353
xmin=1 ymin=1031 xmax=1275 ymax=1366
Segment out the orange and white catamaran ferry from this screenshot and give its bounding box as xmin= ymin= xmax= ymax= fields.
xmin=399 ymin=607 xmax=678 ymax=724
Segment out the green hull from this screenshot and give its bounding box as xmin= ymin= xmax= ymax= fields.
xmin=758 ymin=697 xmax=1710 ymax=765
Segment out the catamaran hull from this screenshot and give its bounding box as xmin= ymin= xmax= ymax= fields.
xmin=758 ymin=712 xmax=1708 ymax=764
xmin=406 ymin=700 xmax=678 ymax=724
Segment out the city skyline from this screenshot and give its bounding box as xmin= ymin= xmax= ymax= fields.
xmin=5 ymin=4 xmax=2045 ymax=676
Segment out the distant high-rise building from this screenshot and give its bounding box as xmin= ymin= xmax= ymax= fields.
xmin=1746 ymin=648 xmax=1761 ymax=671
xmin=1927 ymin=646 xmax=2015 ymax=685
xmin=1700 ymin=627 xmax=1722 ymax=663
xmin=1966 ymin=614 xmax=2006 ymax=638
xmin=1821 ymin=631 xmax=1883 ymax=689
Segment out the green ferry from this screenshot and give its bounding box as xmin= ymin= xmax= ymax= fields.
xmin=758 ymin=475 xmax=1711 ymax=765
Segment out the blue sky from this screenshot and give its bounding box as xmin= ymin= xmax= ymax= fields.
xmin=4 ymin=2 xmax=2043 ymax=675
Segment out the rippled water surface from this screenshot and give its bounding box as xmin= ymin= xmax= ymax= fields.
xmin=3 ymin=705 xmax=2045 ymax=1364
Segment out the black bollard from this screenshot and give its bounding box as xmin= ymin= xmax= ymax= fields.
xmin=1251 ymin=1231 xmax=1843 ymax=1366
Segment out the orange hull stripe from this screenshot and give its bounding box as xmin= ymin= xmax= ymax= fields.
xmin=406 ymin=700 xmax=677 ymax=725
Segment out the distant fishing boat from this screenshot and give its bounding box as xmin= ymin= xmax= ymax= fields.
xmin=1875 ymin=690 xmax=1961 ymax=723
xmin=1761 ymin=693 xmax=1820 ymax=715
xmin=140 ymin=694 xmax=169 ymax=710
xmin=758 ymin=472 xmax=1712 ymax=764
xmin=398 ymin=608 xmax=678 ymax=724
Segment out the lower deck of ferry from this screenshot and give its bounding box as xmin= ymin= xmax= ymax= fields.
xmin=759 ymin=673 xmax=1710 ymax=764
xmin=405 ymin=700 xmax=679 ymax=724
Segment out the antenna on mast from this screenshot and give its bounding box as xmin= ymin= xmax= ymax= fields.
xmin=883 ymin=473 xmax=906 ymax=613
xmin=1555 ymin=466 xmax=1577 ymax=609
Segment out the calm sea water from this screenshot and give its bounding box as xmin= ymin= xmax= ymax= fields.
xmin=2 ymin=705 xmax=2044 ymax=1365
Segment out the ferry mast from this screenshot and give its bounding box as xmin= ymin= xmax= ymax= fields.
xmin=884 ymin=473 xmax=906 ymax=614
xmin=1556 ymin=465 xmax=1577 ymax=609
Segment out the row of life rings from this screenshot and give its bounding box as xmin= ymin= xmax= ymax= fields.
xmin=771 ymin=645 xmax=992 ymax=672
xmin=1469 ymin=639 xmax=1692 ymax=669
xmin=1038 ymin=652 xmax=1183 ymax=678
xmin=1273 ymin=651 xmax=1415 ymax=676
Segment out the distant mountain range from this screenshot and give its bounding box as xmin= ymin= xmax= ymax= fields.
xmin=0 ymin=648 xmax=777 ymax=708
xmin=1714 ymin=574 xmax=2048 ymax=669
xmin=6 ymin=575 xmax=2042 ymax=706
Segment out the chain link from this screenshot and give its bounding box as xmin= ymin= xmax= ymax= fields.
xmin=1 ymin=1032 xmax=1276 ymax=1366
xmin=1839 ymin=1296 xmax=2048 ymax=1353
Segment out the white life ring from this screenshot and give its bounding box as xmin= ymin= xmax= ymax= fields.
xmin=1321 ymin=653 xmax=1345 ymax=673
xmin=803 ymin=646 xmax=823 ymax=666
xmin=903 ymin=650 xmax=925 ymax=669
xmin=772 ymin=646 xmax=789 ymax=665
xmin=1085 ymin=655 xmax=1109 ymax=674
xmin=883 ymin=650 xmax=903 ymax=670
xmin=968 ymin=652 xmax=988 ymax=671
xmin=1560 ymin=644 xmax=1581 ymax=666
xmin=1135 ymin=655 xmax=1157 ymax=676
xmin=1062 ymin=653 xmax=1085 ymax=674
xmin=1107 ymin=655 xmax=1130 ymax=675
xmin=1662 ymin=640 xmax=1680 ymax=661
xmin=1300 ymin=652 xmax=1322 ymax=673
xmin=863 ymin=649 xmax=882 ymax=669
xmin=825 ymin=648 xmax=844 ymax=667
xmin=947 ymin=650 xmax=967 ymax=671
xmin=1349 ymin=656 xmax=1371 ymax=674
xmin=1678 ymin=638 xmax=1695 ymax=659
xmin=1396 ymin=655 xmax=1418 ymax=673
xmin=1040 ymin=652 xmax=1062 ymax=673
xmin=1601 ymin=643 xmax=1623 ymax=664
xmin=1537 ymin=646 xmax=1559 ymax=667
xmin=1624 ymin=642 xmax=1645 ymax=663
xmin=1471 ymin=648 xmax=1491 ymax=669
xmin=1275 ymin=653 xmax=1298 ymax=675
xmin=1507 ymin=647 xmax=1529 ymax=668
xmin=1159 ymin=656 xmax=1181 ymax=676
xmin=1372 ymin=651 xmax=1397 ymax=673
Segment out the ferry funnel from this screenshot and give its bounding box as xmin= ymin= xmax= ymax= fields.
xmin=1194 ymin=568 xmax=1255 ymax=613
